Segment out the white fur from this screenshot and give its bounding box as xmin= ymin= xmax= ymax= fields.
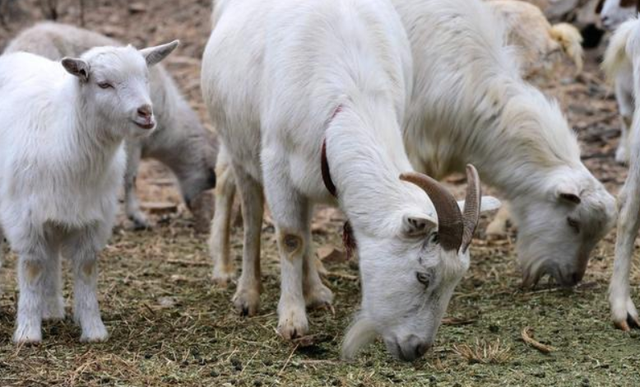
xmin=202 ymin=0 xmax=499 ymax=361
xmin=391 ymin=0 xmax=616 ymax=286
xmin=4 ymin=23 xmax=218 ymax=229
xmin=600 ymin=0 xmax=637 ymax=31
xmin=602 ymin=18 xmax=637 ymax=165
xmin=0 ymin=41 xmax=177 ymax=343
xmin=610 ymin=18 xmax=640 ymax=331
xmin=487 ymin=0 xmax=584 ymax=78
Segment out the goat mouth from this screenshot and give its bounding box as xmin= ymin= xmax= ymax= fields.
xmin=133 ymin=120 xmax=155 ymax=130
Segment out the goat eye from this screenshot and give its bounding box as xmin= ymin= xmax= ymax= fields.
xmin=567 ymin=217 xmax=580 ymax=234
xmin=97 ymin=82 xmax=113 ymax=89
xmin=416 ymin=272 xmax=430 ymax=287
xmin=430 ymin=232 xmax=439 ymax=245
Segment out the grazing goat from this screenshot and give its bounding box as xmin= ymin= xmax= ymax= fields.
xmin=392 ymin=0 xmax=616 ymax=287
xmin=0 ymin=40 xmax=178 ymax=343
xmin=202 ymin=0 xmax=499 ymax=361
xmin=4 ymin=23 xmax=218 ymax=231
xmin=211 ymin=0 xmax=616 ymax=289
xmin=599 ymin=2 xmax=639 ymax=164
xmin=487 ymin=0 xmax=584 ymax=78
xmin=605 ymin=18 xmax=640 ymax=331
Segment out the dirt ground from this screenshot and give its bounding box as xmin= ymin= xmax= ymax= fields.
xmin=0 ymin=1 xmax=639 ymax=386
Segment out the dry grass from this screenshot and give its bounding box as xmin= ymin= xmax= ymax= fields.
xmin=453 ymin=339 xmax=512 ymax=365
xmin=1 ymin=1 xmax=640 ymax=386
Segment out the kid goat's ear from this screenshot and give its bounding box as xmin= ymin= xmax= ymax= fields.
xmin=140 ymin=40 xmax=180 ymax=67
xmin=61 ymin=58 xmax=90 ymax=83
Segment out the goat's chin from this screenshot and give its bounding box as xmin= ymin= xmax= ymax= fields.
xmin=341 ymin=315 xmax=377 ymax=361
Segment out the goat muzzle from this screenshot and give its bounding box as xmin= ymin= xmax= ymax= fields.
xmin=399 ymin=164 xmax=481 ymax=253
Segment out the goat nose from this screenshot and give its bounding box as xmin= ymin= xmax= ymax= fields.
xmin=137 ymin=105 xmax=152 ymax=119
xmin=414 ymin=341 xmax=431 ymax=359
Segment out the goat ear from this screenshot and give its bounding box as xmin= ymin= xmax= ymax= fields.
xmin=401 ymin=214 xmax=437 ymax=238
xmin=557 ymin=186 xmax=581 ymax=205
xmin=457 ymin=196 xmax=501 ymax=213
xmin=140 ymin=40 xmax=180 ymax=67
xmin=61 ymin=58 xmax=90 ymax=82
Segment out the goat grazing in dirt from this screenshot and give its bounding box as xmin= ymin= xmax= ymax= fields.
xmin=0 ymin=40 xmax=178 ymax=343
xmin=4 ymin=23 xmax=218 ymax=231
xmin=604 ymin=17 xmax=640 ymax=331
xmin=202 ymin=0 xmax=499 ymax=361
xmin=599 ymin=2 xmax=639 ymax=164
xmin=210 ymin=0 xmax=616 ymax=290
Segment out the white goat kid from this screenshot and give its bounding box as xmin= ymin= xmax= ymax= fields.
xmin=391 ymin=0 xmax=616 ymax=287
xmin=202 ymin=0 xmax=499 ymax=361
xmin=0 ymin=41 xmax=178 ymax=343
xmin=599 ymin=2 xmax=638 ymax=164
xmin=4 ymin=23 xmax=218 ymax=230
xmin=608 ymin=18 xmax=640 ymax=331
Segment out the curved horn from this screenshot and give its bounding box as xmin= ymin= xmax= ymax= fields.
xmin=399 ymin=172 xmax=463 ymax=251
xmin=461 ymin=165 xmax=481 ymax=253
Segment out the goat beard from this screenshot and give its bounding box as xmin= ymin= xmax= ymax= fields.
xmin=341 ymin=314 xmax=377 ymax=360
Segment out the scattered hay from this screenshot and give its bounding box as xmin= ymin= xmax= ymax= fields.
xmin=453 ymin=339 xmax=512 ymax=364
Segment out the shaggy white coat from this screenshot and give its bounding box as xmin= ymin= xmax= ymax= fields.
xmin=4 ymin=23 xmax=218 ymax=230
xmin=0 ymin=41 xmax=177 ymax=343
xmin=202 ymin=0 xmax=498 ymax=361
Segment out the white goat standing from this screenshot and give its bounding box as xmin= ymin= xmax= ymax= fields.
xmin=202 ymin=0 xmax=499 ymax=361
xmin=605 ymin=18 xmax=640 ymax=331
xmin=0 ymin=40 xmax=178 ymax=343
xmin=211 ymin=0 xmax=616 ymax=290
xmin=4 ymin=23 xmax=218 ymax=231
xmin=600 ymin=1 xmax=638 ymax=164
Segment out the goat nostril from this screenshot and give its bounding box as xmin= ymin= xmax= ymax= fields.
xmin=415 ymin=342 xmax=430 ymax=358
xmin=137 ymin=105 xmax=152 ymax=119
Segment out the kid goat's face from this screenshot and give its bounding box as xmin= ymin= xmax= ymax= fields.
xmin=62 ymin=41 xmax=179 ymax=139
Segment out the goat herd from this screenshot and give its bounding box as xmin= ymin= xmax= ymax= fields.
xmin=0 ymin=0 xmax=639 ymax=364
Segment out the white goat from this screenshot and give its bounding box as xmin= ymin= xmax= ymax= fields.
xmin=487 ymin=0 xmax=584 ymax=78
xmin=392 ymin=0 xmax=616 ymax=287
xmin=600 ymin=2 xmax=638 ymax=164
xmin=606 ymin=18 xmax=640 ymax=331
xmin=0 ymin=41 xmax=178 ymax=343
xmin=4 ymin=23 xmax=217 ymax=230
xmin=211 ymin=0 xmax=616 ymax=289
xmin=202 ymin=0 xmax=499 ymax=361
xmin=598 ymin=0 xmax=638 ymax=30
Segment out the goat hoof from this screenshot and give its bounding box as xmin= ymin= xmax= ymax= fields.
xmin=232 ymin=288 xmax=260 ymax=317
xmin=277 ymin=307 xmax=309 ymax=340
xmin=212 ymin=268 xmax=236 ymax=288
xmin=628 ymin=314 xmax=640 ymax=330
xmin=80 ymin=323 xmax=109 ymax=342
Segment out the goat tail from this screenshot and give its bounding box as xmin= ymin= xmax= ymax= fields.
xmin=549 ymin=23 xmax=584 ymax=74
xmin=602 ymin=19 xmax=639 ymax=84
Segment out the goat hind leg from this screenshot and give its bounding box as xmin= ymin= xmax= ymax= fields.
xmin=209 ymin=157 xmax=237 ymax=287
xmin=231 ymin=164 xmax=263 ymax=316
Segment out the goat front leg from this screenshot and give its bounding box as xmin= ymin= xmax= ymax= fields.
xmin=65 ymin=226 xmax=109 ymax=342
xmin=610 ymin=182 xmax=640 ymax=331
xmin=124 ymin=141 xmax=150 ymax=230
xmin=209 ymin=154 xmax=237 ymax=287
xmin=231 ymin=164 xmax=263 ymax=316
xmin=263 ymin=160 xmax=312 ymax=339
xmin=13 ymin=236 xmax=51 ymax=343
xmin=41 ymin=250 xmax=64 ymax=320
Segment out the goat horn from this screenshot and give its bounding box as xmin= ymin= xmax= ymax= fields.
xmin=461 ymin=165 xmax=481 ymax=253
xmin=399 ymin=172 xmax=463 ymax=252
